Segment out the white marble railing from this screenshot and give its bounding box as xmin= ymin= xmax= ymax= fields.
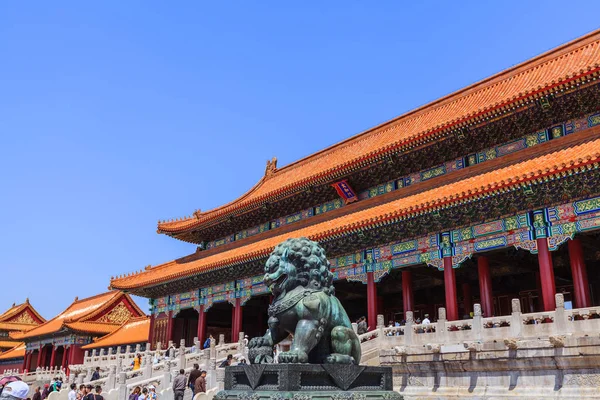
xmin=370 ymin=294 xmax=598 ymax=352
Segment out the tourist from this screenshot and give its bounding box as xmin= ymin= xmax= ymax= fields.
xmin=68 ymin=384 xmax=77 ymax=400
xmin=187 ymin=363 xmax=201 ymax=396
xmin=91 ymin=386 xmax=103 ymax=400
xmin=138 ymin=388 xmax=147 ymax=400
xmin=77 ymin=385 xmax=86 ymax=400
xmin=133 ymin=354 xmax=142 ymax=370
xmin=219 ymin=354 xmax=233 ymax=368
xmin=202 ymin=335 xmax=211 ymax=349
xmin=422 ymin=314 xmax=430 ymax=325
xmin=41 ymin=385 xmax=49 ymax=400
xmin=31 ymin=387 xmax=41 ymax=400
xmin=146 ymin=386 xmax=157 ymax=400
xmin=1 ymin=381 xmax=30 ymax=400
xmin=48 ymin=379 xmax=56 ymax=393
xmin=238 ymin=357 xmax=247 ymax=365
xmin=194 ymin=371 xmax=207 ymax=394
xmin=172 ymin=369 xmax=186 ymax=400
xmin=52 ymin=380 xmax=61 ymax=393
xmin=128 ymin=387 xmax=140 ymax=400
xmin=357 ymin=317 xmax=367 ymax=335
xmin=91 ymin=367 xmax=101 ymax=381
xmin=83 ymin=385 xmax=94 ymax=400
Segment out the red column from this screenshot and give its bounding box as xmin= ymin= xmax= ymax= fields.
xmin=366 ymin=271 xmax=377 ymax=330
xmin=537 ymin=238 xmax=557 ymax=311
xmin=166 ymin=310 xmax=174 ymax=344
xmin=443 ymin=257 xmax=459 ymax=321
xmin=26 ymin=351 xmax=32 ymax=371
xmin=49 ymin=345 xmax=56 ymax=368
xmin=197 ymin=306 xmax=207 ymax=347
xmin=37 ymin=346 xmax=45 ymax=368
xmin=60 ymin=346 xmax=68 ymax=368
xmin=568 ymin=238 xmax=591 ymax=308
xmin=64 ymin=346 xmax=71 ymax=375
xmin=233 ymin=299 xmax=243 ymax=339
xmin=462 ymin=282 xmax=473 ymax=316
xmin=231 ymin=305 xmax=237 ymax=341
xmin=22 ymin=351 xmax=30 ymax=372
xmin=478 ymin=256 xmax=494 ymax=318
xmin=148 ymin=314 xmax=156 ymax=349
xmin=401 ymin=270 xmax=414 ymax=315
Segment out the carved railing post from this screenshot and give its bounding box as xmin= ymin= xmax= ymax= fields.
xmin=77 ymin=371 xmax=86 ymax=385
xmin=178 ymin=339 xmax=186 ymax=368
xmin=216 ymin=368 xmax=225 ymax=391
xmin=117 ymin=372 xmax=127 ymax=400
xmin=351 ymin=322 xmax=358 ymax=334
xmin=161 ymin=367 xmax=172 ymax=392
xmin=436 ymin=307 xmax=447 ymax=343
xmin=510 ymin=298 xmax=523 ymax=338
xmin=376 ymin=314 xmax=385 ymax=329
xmin=210 ymin=337 xmax=216 ymax=360
xmin=473 ymin=303 xmax=482 ymax=341
xmin=404 ymin=311 xmax=414 ymax=346
xmin=107 ymin=364 xmax=116 ymax=391
xmin=218 ymin=334 xmax=225 ymax=346
xmin=194 ymin=337 xmax=201 ymax=354
xmin=143 ymin=354 xmax=153 ymax=379
xmin=555 ymin=293 xmax=566 ymax=334
xmin=86 ymin=367 xmax=92 ymax=383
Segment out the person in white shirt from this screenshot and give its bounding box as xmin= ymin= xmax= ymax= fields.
xmin=422 ymin=314 xmax=431 ymax=325
xmin=68 ymin=384 xmax=77 ymax=400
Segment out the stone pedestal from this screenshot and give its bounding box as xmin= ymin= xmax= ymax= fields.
xmin=215 ymin=364 xmax=401 ymax=400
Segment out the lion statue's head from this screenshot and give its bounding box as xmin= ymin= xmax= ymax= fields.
xmin=263 ymin=237 xmax=334 ymax=296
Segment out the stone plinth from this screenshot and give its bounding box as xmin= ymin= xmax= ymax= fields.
xmin=215 ymin=364 xmax=401 ymax=400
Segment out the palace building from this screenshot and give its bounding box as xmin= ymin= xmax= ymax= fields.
xmin=11 ymin=291 xmax=145 ymax=373
xmin=110 ymin=30 xmax=600 ymax=350
xmin=0 ymin=300 xmax=45 ymax=373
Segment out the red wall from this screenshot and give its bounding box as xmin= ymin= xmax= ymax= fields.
xmin=0 ymin=360 xmax=23 ymax=374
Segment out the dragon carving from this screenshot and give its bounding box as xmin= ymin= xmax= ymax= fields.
xmin=248 ymin=238 xmax=361 ymax=364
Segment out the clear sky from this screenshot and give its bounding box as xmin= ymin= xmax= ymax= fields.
xmin=0 ymin=2 xmax=598 ymax=319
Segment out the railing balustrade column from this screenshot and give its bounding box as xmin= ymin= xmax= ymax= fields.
xmin=510 ymin=298 xmax=522 ymax=338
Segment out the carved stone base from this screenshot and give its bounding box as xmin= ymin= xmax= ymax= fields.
xmin=216 ymin=364 xmax=401 ymax=400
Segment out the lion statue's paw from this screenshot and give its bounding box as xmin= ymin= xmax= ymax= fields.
xmin=248 ymin=336 xmax=271 ymax=349
xmin=277 ymin=350 xmax=309 ymax=364
xmin=325 ymin=354 xmax=355 ymax=364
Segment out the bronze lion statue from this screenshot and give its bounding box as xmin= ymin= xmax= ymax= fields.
xmin=248 ymin=237 xmax=361 ymax=364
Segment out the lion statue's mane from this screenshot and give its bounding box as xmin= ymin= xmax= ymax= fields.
xmin=266 ymin=237 xmax=334 ymax=294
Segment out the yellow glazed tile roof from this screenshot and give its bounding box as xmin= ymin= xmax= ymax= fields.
xmin=158 ymin=29 xmax=600 ymax=234
xmin=82 ymin=317 xmax=150 ymax=350
xmin=12 ymin=292 xmax=142 ymax=340
xmin=0 ymin=343 xmax=25 ymax=360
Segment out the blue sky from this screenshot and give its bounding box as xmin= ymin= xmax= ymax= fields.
xmin=1 ymin=2 xmax=598 ymax=319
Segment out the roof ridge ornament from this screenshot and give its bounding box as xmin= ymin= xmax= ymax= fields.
xmin=264 ymin=157 xmax=277 ymax=179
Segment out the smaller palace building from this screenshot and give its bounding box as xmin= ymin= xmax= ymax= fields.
xmin=11 ymin=291 xmax=144 ymax=373
xmin=0 ymin=300 xmax=45 ymax=373
xmin=81 ymin=316 xmax=150 ymax=354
